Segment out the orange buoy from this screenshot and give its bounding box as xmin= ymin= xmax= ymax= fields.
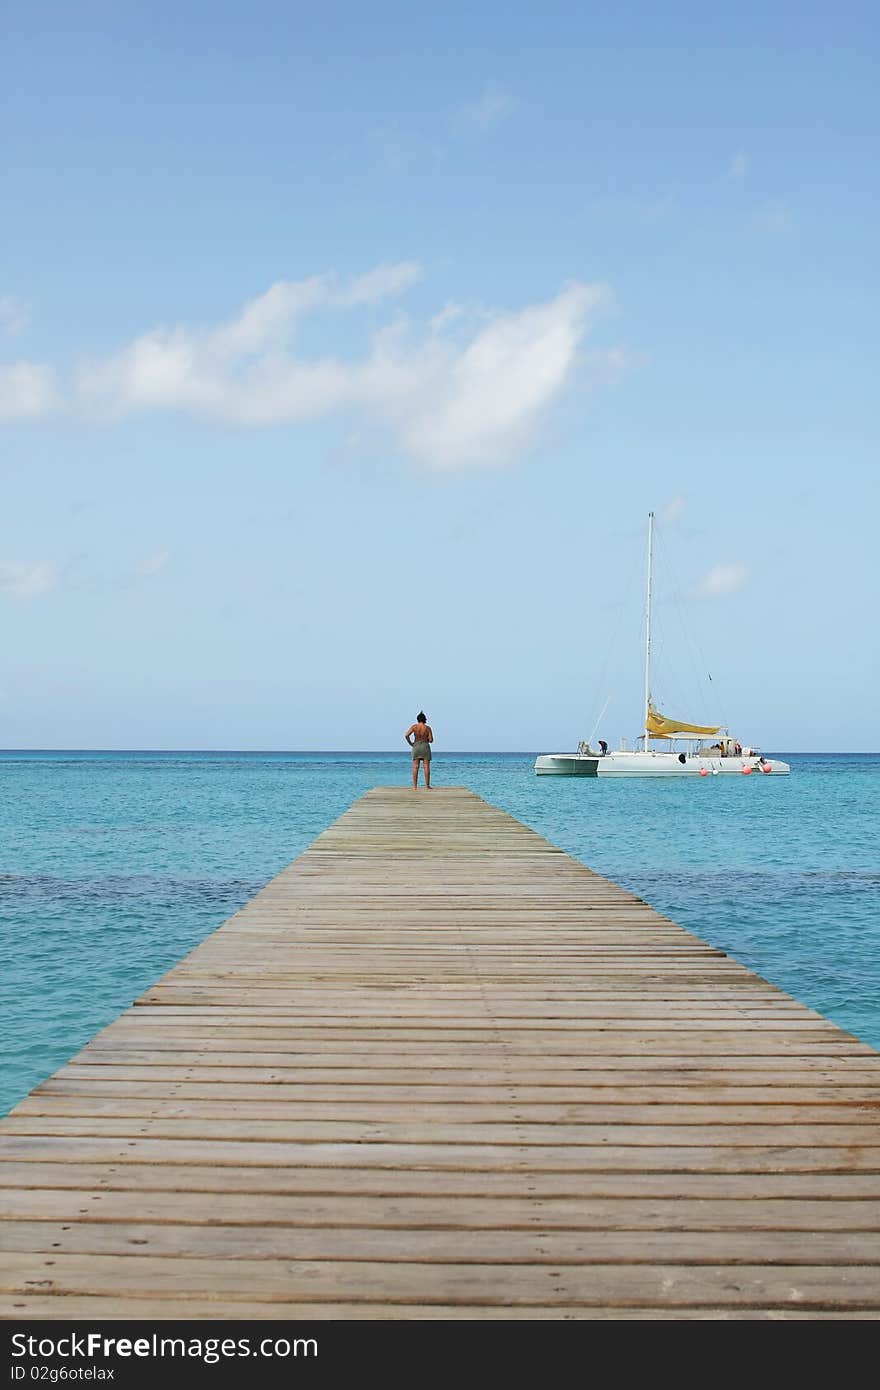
xmin=741 ymin=765 xmax=753 ymax=775
xmin=699 ymin=768 xmax=710 ymax=776
xmin=761 ymin=763 xmax=772 ymax=774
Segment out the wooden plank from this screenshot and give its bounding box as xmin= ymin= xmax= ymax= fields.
xmin=4 ymin=1189 xmax=880 ymax=1232
xmin=3 ymin=784 xmax=879 ymax=1319
xmin=1 ymin=1296 xmax=870 ymax=1319
xmin=2 ymin=1251 xmax=880 ymax=1310
xmin=3 ymin=1220 xmax=880 ymax=1265
xmin=5 ymin=1161 xmax=880 ymax=1199
xmin=4 ymin=1136 xmax=880 ymax=1173
xmin=30 ymin=1079 xmax=880 ymax=1103
xmin=5 ymin=1116 xmax=880 ymax=1146
xmin=16 ymin=1097 xmax=880 ymax=1125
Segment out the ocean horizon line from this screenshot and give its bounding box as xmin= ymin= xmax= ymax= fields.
xmin=0 ymin=747 xmax=876 ymax=757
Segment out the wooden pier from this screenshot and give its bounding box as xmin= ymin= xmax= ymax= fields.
xmin=2 ymin=786 xmax=880 ymax=1319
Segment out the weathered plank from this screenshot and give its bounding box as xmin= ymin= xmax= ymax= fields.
xmin=3 ymin=1251 xmax=880 ymax=1310
xmin=4 ymin=1189 xmax=880 ymax=1232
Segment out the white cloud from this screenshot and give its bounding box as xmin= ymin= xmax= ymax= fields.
xmin=136 ymin=550 xmax=171 ymax=577
xmin=452 ymin=83 xmax=516 ymax=135
xmin=77 ymin=265 xmax=422 ymax=422
xmin=395 ymin=284 xmax=606 ymax=466
xmin=0 ymin=296 xmax=29 ymax=336
xmin=0 ymin=562 xmax=59 ymax=599
xmin=0 ymin=267 xmax=618 ymax=468
xmin=0 ymin=362 xmax=59 ymax=420
xmin=340 ymin=262 xmax=422 ymax=306
xmin=691 ymin=562 xmax=750 ymax=599
xmin=728 ymin=151 xmax=750 ymax=179
xmin=77 ymin=270 xmax=613 ymax=469
xmin=429 ymin=302 xmax=466 ymax=334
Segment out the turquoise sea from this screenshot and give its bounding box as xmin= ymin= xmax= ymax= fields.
xmin=1 ymin=750 xmax=878 ymax=1115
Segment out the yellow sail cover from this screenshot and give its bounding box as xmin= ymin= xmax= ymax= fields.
xmin=646 ymin=703 xmax=721 ymax=738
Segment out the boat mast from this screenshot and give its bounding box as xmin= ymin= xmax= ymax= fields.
xmin=643 ymin=511 xmax=654 ymax=752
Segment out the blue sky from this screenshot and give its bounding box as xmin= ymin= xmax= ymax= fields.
xmin=1 ymin=1 xmax=877 ymax=750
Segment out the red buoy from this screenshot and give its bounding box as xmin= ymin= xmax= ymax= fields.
xmin=761 ymin=763 xmax=772 ymax=774
xmin=699 ymin=768 xmax=709 ymax=776
xmin=741 ymin=765 xmax=753 ymax=775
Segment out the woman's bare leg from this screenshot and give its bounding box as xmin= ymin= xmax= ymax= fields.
xmin=412 ymin=758 xmax=419 ymax=789
xmin=425 ymin=760 xmax=431 ymax=788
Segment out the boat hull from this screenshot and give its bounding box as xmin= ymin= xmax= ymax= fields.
xmin=595 ymin=752 xmax=790 ymax=776
xmin=534 ymin=755 xmax=598 ymax=776
xmin=534 ymin=752 xmax=790 ymax=776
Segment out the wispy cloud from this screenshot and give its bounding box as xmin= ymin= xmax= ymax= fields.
xmin=136 ymin=550 xmax=171 ymax=577
xmin=4 ymin=266 xmax=621 ymax=470
xmin=0 ymin=296 xmax=29 ymax=336
xmin=0 ymin=362 xmax=59 ymax=420
xmin=77 ymin=264 xmax=422 ymax=423
xmin=728 ymin=151 xmax=750 ymax=179
xmin=75 ymin=269 xmax=614 ymax=469
xmin=392 ymin=285 xmax=608 ymax=467
xmin=660 ymin=495 xmax=686 ymax=524
xmin=339 ymin=262 xmax=422 ymax=305
xmin=429 ymin=302 xmax=466 ymax=334
xmin=752 ymin=199 xmax=793 ymax=234
xmin=0 ymin=562 xmax=59 ymax=599
xmin=691 ymin=562 xmax=750 ymax=599
xmin=451 ymin=83 xmax=516 ymax=136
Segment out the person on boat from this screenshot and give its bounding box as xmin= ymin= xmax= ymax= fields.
xmin=598 ymin=740 xmax=608 ymax=756
xmin=405 ymin=712 xmax=433 ymax=789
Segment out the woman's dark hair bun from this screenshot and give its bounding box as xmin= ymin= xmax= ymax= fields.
xmin=417 ymin=711 xmax=427 ymax=722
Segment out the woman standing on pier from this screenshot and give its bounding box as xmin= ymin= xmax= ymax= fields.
xmin=405 ymin=712 xmax=433 ymax=789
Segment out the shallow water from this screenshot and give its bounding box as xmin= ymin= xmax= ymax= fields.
xmin=1 ymin=750 xmax=877 ymax=1114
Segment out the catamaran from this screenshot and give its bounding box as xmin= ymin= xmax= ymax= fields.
xmin=535 ymin=512 xmax=790 ymax=777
